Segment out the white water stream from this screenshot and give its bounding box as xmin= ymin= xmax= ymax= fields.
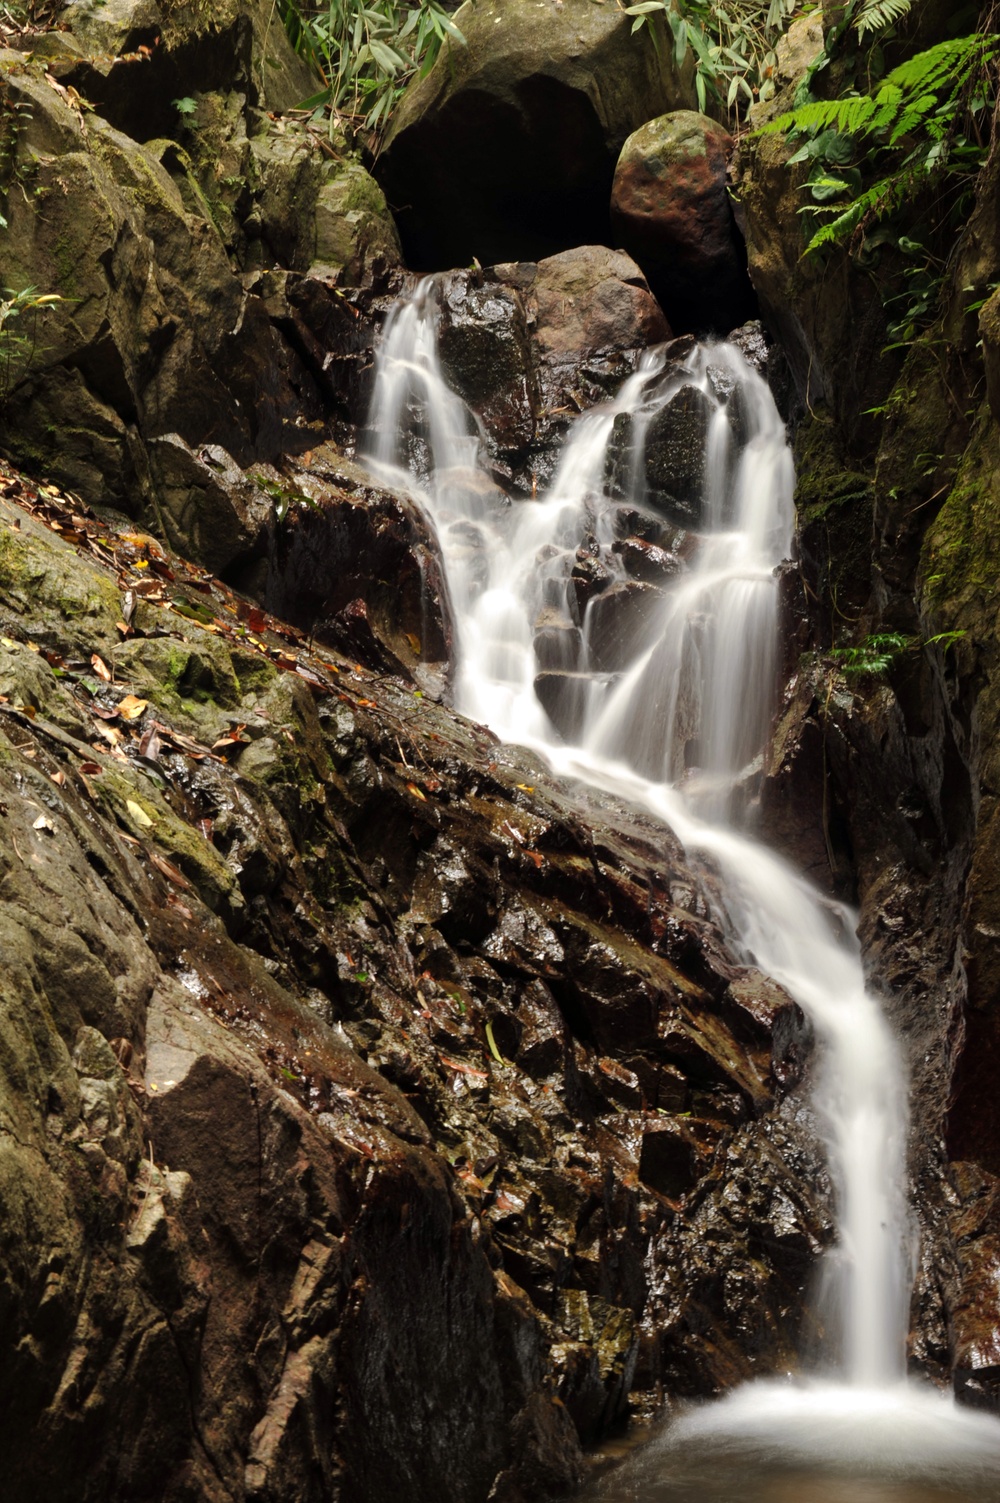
xmin=365 ymin=279 xmax=1000 ymax=1485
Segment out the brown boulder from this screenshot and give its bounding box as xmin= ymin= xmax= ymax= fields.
xmin=611 ymin=110 xmax=755 ymax=335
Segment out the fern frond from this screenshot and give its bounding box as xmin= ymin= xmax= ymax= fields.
xmin=804 ymin=174 xmax=909 ymax=253
xmin=760 ymin=95 xmax=877 ymax=137
xmin=854 ymin=0 xmax=912 ymax=40
xmin=888 ymin=93 xmax=939 ymax=144
xmin=883 ymin=34 xmax=995 ymax=96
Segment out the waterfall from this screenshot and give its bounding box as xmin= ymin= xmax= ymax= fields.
xmin=365 ymin=278 xmax=1000 ymax=1483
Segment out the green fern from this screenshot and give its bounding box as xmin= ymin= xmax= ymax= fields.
xmin=831 ymin=633 xmax=914 ymax=677
xmin=854 ymin=0 xmax=913 ymax=40
xmin=759 ymin=33 xmax=999 ymax=256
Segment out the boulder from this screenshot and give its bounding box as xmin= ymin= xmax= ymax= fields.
xmin=52 ymin=0 xmax=318 ymax=137
xmin=0 ymin=27 xmax=401 ymax=566
xmin=607 ymin=382 xmax=716 ymax=527
xmin=584 ymin=580 xmax=666 ymax=673
xmin=611 ymin=110 xmax=755 ymax=335
xmin=376 ymin=0 xmax=694 ymax=269
xmin=148 ymin=436 xmax=275 ymax=579
xmin=264 ymin=448 xmax=453 ymax=689
xmin=485 ymin=247 xmax=671 ymax=487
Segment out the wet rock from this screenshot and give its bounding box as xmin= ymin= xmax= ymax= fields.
xmin=611 ymin=535 xmax=683 ymax=585
xmin=534 ymin=670 xmax=592 ymax=744
xmin=643 ymin=384 xmax=716 ymax=521
xmin=553 ymin=1291 xmax=638 ymax=1442
xmin=376 ymin=0 xmax=694 ymax=270
xmin=611 ymin=111 xmax=755 ymax=335
xmin=638 ymin=1124 xmax=699 ymax=1200
xmin=0 ymin=470 xmax=832 ymax=1492
xmin=584 ymin=581 xmax=665 ymax=673
xmin=606 ymin=382 xmax=715 ymax=527
xmin=436 ymin=274 xmax=537 ymax=468
xmin=264 ymin=447 xmax=452 ymax=687
xmin=533 ymin=610 xmax=584 ymax=672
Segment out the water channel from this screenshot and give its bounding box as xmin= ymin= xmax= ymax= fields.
xmin=365 ymin=280 xmax=1000 ymax=1500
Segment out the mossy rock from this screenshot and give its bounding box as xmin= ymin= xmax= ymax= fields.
xmin=0 ymin=522 xmax=122 ymax=653
xmin=97 ymin=767 xmax=243 ymax=917
xmin=793 ymin=414 xmax=874 ymax=625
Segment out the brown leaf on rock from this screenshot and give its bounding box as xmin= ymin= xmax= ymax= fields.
xmin=91 ymin=653 xmax=112 ymax=682
xmin=117 ymin=694 xmax=148 ymax=721
xmin=148 ymin=851 xmax=192 ymax=889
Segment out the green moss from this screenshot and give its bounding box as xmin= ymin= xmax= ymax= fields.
xmin=51 ymin=233 xmax=80 ymax=297
xmin=341 ymin=163 xmax=389 ymax=216
xmin=231 ymin=645 xmax=278 ymax=695
xmin=921 ymin=406 xmax=1000 ymax=615
xmin=98 ymin=769 xmax=241 ymax=914
xmin=0 ymin=526 xmax=121 ymax=649
xmin=116 ymin=633 xmax=240 ymax=709
xmin=794 ymin=413 xmax=874 ymax=617
xmin=0 ymin=528 xmax=30 ymax=590
xmin=794 ymin=413 xmax=873 ymax=523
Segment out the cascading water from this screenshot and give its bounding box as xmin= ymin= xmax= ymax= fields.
xmin=365 ymin=279 xmax=1000 ymax=1491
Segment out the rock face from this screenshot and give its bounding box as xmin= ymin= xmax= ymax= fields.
xmin=0 ymin=6 xmax=402 ymax=540
xmin=264 ymin=448 xmax=453 ymax=690
xmin=0 ymin=465 xmax=829 ymax=1500
xmin=742 ymin=75 xmax=1000 ymax=1404
xmin=362 ymin=248 xmax=671 ymax=494
xmin=730 ymin=13 xmax=897 ymax=444
xmin=611 ymin=111 xmax=756 ymax=335
xmin=376 ymin=0 xmax=695 ymax=269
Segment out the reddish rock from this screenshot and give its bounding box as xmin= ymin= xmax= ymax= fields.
xmin=611 ymin=110 xmax=756 ymax=335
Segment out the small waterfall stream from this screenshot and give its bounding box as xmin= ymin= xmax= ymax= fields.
xmin=365 ymin=279 xmax=1000 ymax=1489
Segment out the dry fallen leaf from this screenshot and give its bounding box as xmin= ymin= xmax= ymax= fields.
xmin=92 ymin=722 xmax=124 ymax=746
xmin=32 ymin=814 xmax=54 ymax=833
xmin=117 ymin=694 xmax=149 ymax=721
xmin=125 ymin=798 xmax=154 ymax=829
xmin=406 ymin=781 xmax=428 ymax=802
xmin=91 ymin=653 xmax=112 ymax=682
xmin=148 ymin=851 xmax=192 ymax=889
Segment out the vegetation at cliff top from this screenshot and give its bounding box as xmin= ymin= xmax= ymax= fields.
xmin=277 ymin=0 xmax=466 ymax=139
xmin=760 ymin=30 xmax=1000 ymax=257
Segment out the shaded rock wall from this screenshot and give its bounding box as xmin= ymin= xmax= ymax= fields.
xmin=0 ymin=2 xmax=401 ymax=546
xmin=734 ymin=0 xmax=1000 ymax=1408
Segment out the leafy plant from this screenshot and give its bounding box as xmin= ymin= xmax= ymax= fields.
xmin=277 ymin=0 xmax=465 ymax=143
xmin=830 ymin=628 xmax=966 ymax=677
xmin=760 ymin=32 xmax=1000 ymax=256
xmin=253 ymin=472 xmax=318 ymax=524
xmin=830 ymin=632 xmax=914 ymax=677
xmin=0 ymin=286 xmax=62 ymax=406
xmin=621 ymin=0 xmax=797 ymax=117
xmin=852 ymin=0 xmax=913 ymax=41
